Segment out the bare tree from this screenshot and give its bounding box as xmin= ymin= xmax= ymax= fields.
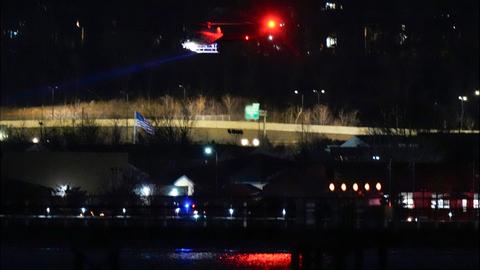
xmin=310 ymin=105 xmax=334 ymax=125
xmin=335 ymin=109 xmax=359 ymax=126
xmin=144 ymin=96 xmax=195 ymax=145
xmin=221 ymin=94 xmax=237 ymax=120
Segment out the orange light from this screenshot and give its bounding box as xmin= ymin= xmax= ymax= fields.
xmin=364 ymin=183 xmax=370 ymax=191
xmin=341 ymin=183 xmax=347 ymax=192
xmin=376 ymin=182 xmax=382 ymax=191
xmin=245 ymin=35 xmax=250 ymax=41
xmin=353 ymin=183 xmax=359 ymax=192
xmin=267 ymin=20 xmax=276 ymax=29
xmin=329 ymin=183 xmax=335 ymax=192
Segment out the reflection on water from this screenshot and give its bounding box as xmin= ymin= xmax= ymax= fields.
xmin=221 ymin=253 xmax=291 ymax=268
xmin=1 ymin=247 xmax=477 ymax=270
xmin=140 ymin=249 xmax=291 ymax=269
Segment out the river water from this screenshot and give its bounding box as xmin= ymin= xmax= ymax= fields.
xmin=1 ymin=247 xmax=478 ymax=269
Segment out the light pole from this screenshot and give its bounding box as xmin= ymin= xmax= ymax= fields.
xmin=293 ymin=90 xmax=305 ymax=140
xmin=120 ymin=91 xmax=129 ymax=141
xmin=458 ymin=95 xmax=468 ymax=130
xmin=50 ymin=86 xmax=58 ymax=119
xmin=204 ymin=146 xmax=218 ymax=198
xmin=178 ymin=84 xmax=186 ymax=101
xmin=293 ymin=90 xmax=304 ymax=111
xmin=312 ymin=89 xmax=325 ymax=105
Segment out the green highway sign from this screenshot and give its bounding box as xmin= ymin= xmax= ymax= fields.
xmin=244 ymin=103 xmax=260 ymax=120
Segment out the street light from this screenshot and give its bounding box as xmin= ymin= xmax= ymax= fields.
xmin=329 ymin=183 xmax=335 ymax=192
xmin=141 ymin=185 xmax=151 ymax=197
xmin=204 ymin=145 xmax=218 ymax=198
xmin=312 ymin=89 xmax=326 ymax=105
xmin=475 ymin=90 xmax=479 ymax=96
xmin=458 ymin=96 xmax=468 ymax=130
xmin=178 ymin=84 xmax=186 ymax=101
xmin=293 ymin=90 xmax=304 ymax=114
xmin=204 ymin=146 xmax=213 ymax=155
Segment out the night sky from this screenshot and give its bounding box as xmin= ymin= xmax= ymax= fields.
xmin=1 ymin=0 xmax=479 ymax=126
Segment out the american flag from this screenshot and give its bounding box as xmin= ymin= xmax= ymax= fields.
xmin=135 ymin=112 xmax=155 ymax=135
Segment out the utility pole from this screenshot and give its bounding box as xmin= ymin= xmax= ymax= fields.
xmin=260 ymin=110 xmax=267 ymax=139
xmin=51 ymin=87 xmax=55 ymax=119
xmin=121 ymin=91 xmax=129 ymax=142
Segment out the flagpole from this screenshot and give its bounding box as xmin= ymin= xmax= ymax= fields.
xmin=133 ymin=112 xmax=137 ymax=144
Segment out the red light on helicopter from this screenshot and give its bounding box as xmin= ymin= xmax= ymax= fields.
xmin=267 ymin=20 xmax=276 ymax=29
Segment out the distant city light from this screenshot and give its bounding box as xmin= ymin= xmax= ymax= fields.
xmin=32 ymin=137 xmax=39 ymax=144
xmin=294 ymin=90 xmax=299 ymax=94
xmin=268 ymin=35 xmax=273 ymax=41
xmin=364 ymin=183 xmax=370 ymax=191
xmin=252 ymin=138 xmax=260 ymax=147
xmin=341 ymin=183 xmax=347 ymax=191
xmin=204 ymin=146 xmax=213 ymax=155
xmin=122 ymin=208 xmax=126 ymax=214
xmin=46 ymin=207 xmax=50 ymax=214
xmin=0 ymin=130 xmax=8 ymax=141
xmin=244 ymin=35 xmax=250 ymax=41
xmin=141 ymin=185 xmax=151 ymax=197
xmin=228 ymin=207 xmax=234 ymax=217
xmin=448 ymin=211 xmax=453 ymax=218
xmin=407 ymin=216 xmax=413 ymax=222
xmin=376 ymin=182 xmax=382 ymax=191
xmin=321 ymin=89 xmax=326 ymax=94
xmin=326 ymin=36 xmax=337 ymax=48
xmin=329 ymin=183 xmax=335 ymax=192
xmin=175 ymin=207 xmax=181 ymax=215
xmin=193 ymin=210 xmax=199 ymax=219
xmin=241 ymin=138 xmax=249 ymax=146
xmin=169 ymin=187 xmax=179 ymax=197
xmin=76 ymin=20 xmax=80 ymax=28
xmin=458 ymin=96 xmax=468 ymax=101
xmin=56 ymin=185 xmax=68 ymax=197
xmin=353 ymin=183 xmax=359 ymax=192
xmin=475 ymin=90 xmax=480 ymax=96
xmin=372 ymin=155 xmax=380 ymax=160
xmin=81 ymin=207 xmax=86 ymax=214
xmin=282 ymin=208 xmax=286 ymax=217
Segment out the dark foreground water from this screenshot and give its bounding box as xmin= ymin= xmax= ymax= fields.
xmin=1 ymin=247 xmax=478 ymax=270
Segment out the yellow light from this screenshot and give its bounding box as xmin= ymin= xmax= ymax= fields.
xmin=364 ymin=183 xmax=370 ymax=191
xmin=329 ymin=183 xmax=335 ymax=192
xmin=341 ymin=183 xmax=347 ymax=191
xmin=353 ymin=183 xmax=359 ymax=192
xmin=268 ymin=20 xmax=276 ymax=28
xmin=376 ymin=182 xmax=382 ymax=191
